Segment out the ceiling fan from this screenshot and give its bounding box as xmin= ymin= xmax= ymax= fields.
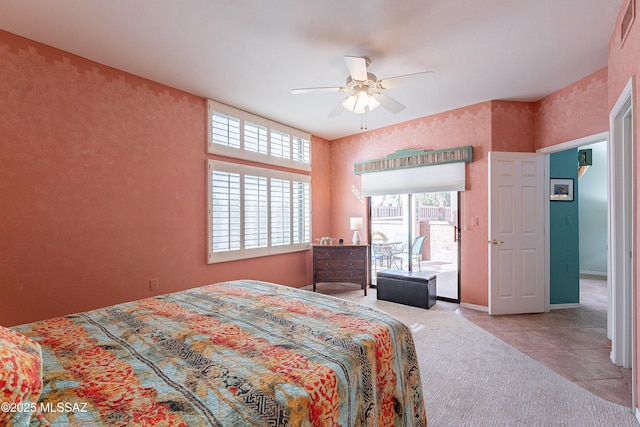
xmin=291 ymin=56 xmax=435 ymax=119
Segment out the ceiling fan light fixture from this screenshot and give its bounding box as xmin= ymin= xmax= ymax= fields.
xmin=342 ymin=89 xmax=380 ymax=114
xmin=367 ymin=93 xmax=381 ymax=111
xmin=342 ymin=94 xmax=357 ymax=112
xmin=354 ymin=90 xmax=369 ymax=113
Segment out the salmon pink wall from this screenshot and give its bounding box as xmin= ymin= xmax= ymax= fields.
xmin=490 ymin=101 xmax=536 ymax=152
xmin=607 ymin=0 xmax=640 ymax=409
xmin=311 ymin=136 xmax=333 ymax=239
xmin=330 ymin=103 xmax=493 ymax=306
xmin=608 ymin=2 xmax=639 ymax=108
xmin=0 ymin=30 xmax=330 ymax=326
xmin=535 ymin=68 xmax=609 ymax=150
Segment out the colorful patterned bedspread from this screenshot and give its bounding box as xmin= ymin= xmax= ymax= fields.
xmin=14 ymin=280 xmax=427 ymax=426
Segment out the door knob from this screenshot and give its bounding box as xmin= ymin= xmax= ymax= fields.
xmin=489 ymin=239 xmax=504 ymax=245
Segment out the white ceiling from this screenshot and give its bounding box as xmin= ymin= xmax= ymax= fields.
xmin=0 ymin=0 xmax=622 ymax=140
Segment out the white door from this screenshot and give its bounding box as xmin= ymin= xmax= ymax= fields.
xmin=488 ymin=152 xmax=545 ymax=315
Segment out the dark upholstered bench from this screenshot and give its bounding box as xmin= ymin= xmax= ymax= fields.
xmin=376 ymin=270 xmax=437 ymax=309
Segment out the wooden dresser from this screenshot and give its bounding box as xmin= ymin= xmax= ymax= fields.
xmin=312 ymin=244 xmax=370 ymax=295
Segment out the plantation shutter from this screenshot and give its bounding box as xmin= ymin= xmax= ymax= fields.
xmin=270 ymin=129 xmax=291 ymax=160
xmin=270 ymin=178 xmax=291 ymax=246
xmin=210 ymin=111 xmax=240 ymax=149
xmin=293 ymin=180 xmax=311 ymax=243
xmin=244 ymin=120 xmax=268 ymax=155
xmin=207 ymin=100 xmax=311 ymax=171
xmin=292 ymin=135 xmax=311 ymax=164
xmin=211 ymin=170 xmax=241 ymax=252
xmin=244 ymin=175 xmax=268 ymax=249
xmin=208 ymin=159 xmax=311 ymax=263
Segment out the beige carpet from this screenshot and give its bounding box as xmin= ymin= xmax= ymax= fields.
xmin=308 ymin=283 xmax=638 ymax=427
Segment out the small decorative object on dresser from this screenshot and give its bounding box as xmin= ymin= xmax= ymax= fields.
xmin=313 ymin=244 xmax=370 ymax=295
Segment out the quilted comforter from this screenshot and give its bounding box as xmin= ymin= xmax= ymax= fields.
xmin=13 ymin=280 xmax=426 ymax=426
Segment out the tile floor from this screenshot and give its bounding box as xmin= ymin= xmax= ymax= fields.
xmin=453 ymin=276 xmax=633 ymax=407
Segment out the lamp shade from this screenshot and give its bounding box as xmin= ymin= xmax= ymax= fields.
xmin=350 ymin=217 xmax=363 ymax=244
xmin=350 ymin=217 xmax=363 ymax=230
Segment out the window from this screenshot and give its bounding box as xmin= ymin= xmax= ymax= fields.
xmin=210 ymin=109 xmax=240 ymax=150
xmin=206 ymin=100 xmax=312 ymax=263
xmin=208 ymin=160 xmax=311 ymax=263
xmin=207 ymin=99 xmax=311 ymax=171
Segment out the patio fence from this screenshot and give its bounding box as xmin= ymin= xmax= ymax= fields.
xmin=371 ymin=205 xmax=455 ymax=223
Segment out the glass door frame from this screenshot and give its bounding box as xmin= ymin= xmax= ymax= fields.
xmin=367 ymin=192 xmax=461 ymax=303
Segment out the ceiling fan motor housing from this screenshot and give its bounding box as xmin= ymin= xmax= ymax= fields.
xmin=346 ymin=72 xmax=379 ymax=92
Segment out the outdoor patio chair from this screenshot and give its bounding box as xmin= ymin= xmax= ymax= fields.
xmin=392 ymin=235 xmax=426 ymax=271
xmin=371 ymin=231 xmax=390 ymax=270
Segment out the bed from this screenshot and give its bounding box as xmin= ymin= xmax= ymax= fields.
xmin=3 ymin=280 xmax=427 ymax=426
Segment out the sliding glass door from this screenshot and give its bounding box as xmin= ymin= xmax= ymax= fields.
xmin=370 ymin=191 xmax=460 ymax=302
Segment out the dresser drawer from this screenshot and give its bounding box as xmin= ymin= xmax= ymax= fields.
xmin=314 ymin=247 xmax=365 ymax=260
xmin=315 ymin=259 xmax=365 ymax=270
xmin=315 ymin=269 xmax=366 ymax=282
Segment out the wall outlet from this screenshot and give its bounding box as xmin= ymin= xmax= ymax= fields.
xmin=149 ymin=278 xmax=159 ymax=291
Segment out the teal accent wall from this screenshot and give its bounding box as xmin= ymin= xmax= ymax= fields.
xmin=550 ymin=148 xmax=580 ymax=304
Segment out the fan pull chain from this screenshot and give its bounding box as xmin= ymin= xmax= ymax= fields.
xmin=360 ymin=111 xmax=367 ymax=130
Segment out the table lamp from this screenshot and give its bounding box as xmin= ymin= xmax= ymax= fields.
xmin=350 ymin=217 xmax=363 ymax=244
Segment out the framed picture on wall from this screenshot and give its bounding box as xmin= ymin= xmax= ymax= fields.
xmin=549 ymin=178 xmax=574 ymax=201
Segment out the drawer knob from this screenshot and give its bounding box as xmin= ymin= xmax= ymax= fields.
xmin=349 ymin=263 xmax=354 ymax=268
xmin=325 ymin=251 xmax=331 ymax=257
xmin=325 ymin=262 xmax=330 ymax=267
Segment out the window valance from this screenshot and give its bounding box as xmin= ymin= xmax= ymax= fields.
xmin=354 ymin=146 xmax=472 ymax=174
xmin=356 ymin=146 xmax=472 ymax=196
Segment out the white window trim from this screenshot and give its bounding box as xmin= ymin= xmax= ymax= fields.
xmin=207 ymin=160 xmax=312 ymax=263
xmin=207 ymin=99 xmax=312 ymax=171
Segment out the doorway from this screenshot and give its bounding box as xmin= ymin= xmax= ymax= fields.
xmin=538 ymin=127 xmax=634 ymax=407
xmin=546 ymin=142 xmax=608 ymax=308
xmin=369 ymin=191 xmax=460 ymax=302
xmin=538 ymin=132 xmax=609 ymax=306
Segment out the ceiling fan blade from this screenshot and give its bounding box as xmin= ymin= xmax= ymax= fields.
xmin=371 ymin=92 xmax=406 ymax=114
xmin=291 ymin=86 xmax=345 ymax=94
xmin=328 ymin=99 xmax=345 ymax=117
xmin=344 ymin=56 xmax=368 ymax=81
xmin=378 ymin=71 xmax=436 ymax=90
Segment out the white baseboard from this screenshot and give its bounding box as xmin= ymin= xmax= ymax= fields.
xmin=460 ymin=302 xmax=488 ymax=312
xmin=549 ymin=303 xmax=581 ymax=310
xmin=580 ymin=271 xmax=607 ymax=278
